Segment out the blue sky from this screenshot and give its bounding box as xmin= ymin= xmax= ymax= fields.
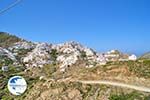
xmin=0 ymin=0 xmax=150 ymax=55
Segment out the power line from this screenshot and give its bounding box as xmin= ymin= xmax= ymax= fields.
xmin=0 ymin=0 xmax=22 ymax=15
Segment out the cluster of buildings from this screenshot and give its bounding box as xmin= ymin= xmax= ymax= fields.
xmin=23 ymin=43 xmax=52 ymax=68
xmin=0 ymin=41 xmax=137 ymax=72
xmin=53 ymin=41 xmax=107 ymax=71
xmin=0 ymin=47 xmax=16 ymax=61
xmin=103 ymin=50 xmax=137 ymax=61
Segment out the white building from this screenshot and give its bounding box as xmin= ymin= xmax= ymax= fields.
xmin=1 ymin=66 xmax=8 ymax=72
xmin=128 ymin=54 xmax=137 ymax=61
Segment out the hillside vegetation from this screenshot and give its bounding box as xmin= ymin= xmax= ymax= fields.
xmin=1 ymin=60 xmax=149 ymax=100
xmin=0 ymin=32 xmax=21 ymax=48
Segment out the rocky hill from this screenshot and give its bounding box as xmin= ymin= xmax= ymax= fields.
xmin=0 ymin=37 xmax=137 ymax=72
xmin=1 ymin=32 xmax=149 ymax=100
xmin=141 ymin=52 xmax=150 ymax=59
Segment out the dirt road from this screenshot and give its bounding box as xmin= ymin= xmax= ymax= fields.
xmin=77 ymin=80 xmax=150 ymax=93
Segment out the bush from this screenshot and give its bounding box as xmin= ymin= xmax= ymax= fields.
xmin=0 ymin=55 xmax=13 ymax=65
xmin=80 ymin=51 xmax=87 ymax=60
xmin=42 ymin=64 xmax=57 ymax=77
xmin=127 ymin=60 xmax=150 ymax=78
xmin=50 ymin=49 xmax=58 ymax=62
xmin=109 ymin=92 xmax=143 ymax=100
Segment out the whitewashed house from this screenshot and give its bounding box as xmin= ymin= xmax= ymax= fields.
xmin=1 ymin=66 xmax=8 ymax=72
xmin=128 ymin=54 xmax=137 ymax=61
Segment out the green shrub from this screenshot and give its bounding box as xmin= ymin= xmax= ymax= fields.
xmin=42 ymin=64 xmax=57 ymax=77
xmin=127 ymin=60 xmax=150 ymax=78
xmin=109 ymin=92 xmax=143 ymax=100
xmin=50 ymin=49 xmax=58 ymax=62
xmin=80 ymin=51 xmax=87 ymax=60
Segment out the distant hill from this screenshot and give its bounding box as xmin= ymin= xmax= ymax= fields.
xmin=0 ymin=32 xmax=21 ymax=48
xmin=140 ymin=52 xmax=150 ymax=59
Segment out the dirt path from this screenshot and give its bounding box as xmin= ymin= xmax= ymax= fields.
xmin=77 ymin=80 xmax=150 ymax=93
